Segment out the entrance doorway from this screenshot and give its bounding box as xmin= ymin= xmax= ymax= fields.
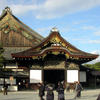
xmin=44 ymin=70 xmax=65 ymax=88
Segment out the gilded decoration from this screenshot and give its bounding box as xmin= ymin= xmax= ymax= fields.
xmin=0 ymin=14 xmax=9 ymax=23
xmin=52 ymin=51 xmax=60 ymax=55
xmin=32 ymin=53 xmax=47 ymax=60
xmin=51 ymin=27 xmax=59 ymax=32
xmin=50 ymin=35 xmax=68 ymax=48
xmin=65 ymin=53 xmax=69 ymax=58
xmin=0 ymin=15 xmax=20 ymax=34
xmin=36 ymin=47 xmax=41 ymax=51
xmin=44 ymin=60 xmax=65 ymax=69
xmin=0 ymin=23 xmax=19 ymax=34
xmin=0 ymin=8 xmax=37 ymax=41
xmin=50 ymin=30 xmax=79 ymax=53
xmin=0 ymin=18 xmax=33 ymax=40
xmin=67 ymin=47 xmax=78 ymax=53
xmin=67 ymin=63 xmax=79 ymax=70
xmin=21 ymin=28 xmax=33 ymax=40
xmin=31 ymin=65 xmax=42 ymax=69
xmin=32 ymin=56 xmax=39 ymax=59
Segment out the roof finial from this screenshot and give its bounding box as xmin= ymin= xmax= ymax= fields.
xmin=51 ymin=27 xmax=59 ymax=32
xmin=4 ymin=6 xmax=12 ymax=13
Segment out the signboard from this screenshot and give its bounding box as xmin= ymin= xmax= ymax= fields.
xmin=80 ymin=71 xmax=86 ymax=82
xmin=10 ymin=76 xmax=14 ymax=81
xmin=67 ymin=70 xmax=78 ymax=83
xmin=30 ymin=70 xmax=42 ymax=83
xmin=10 ymin=76 xmax=14 ymax=85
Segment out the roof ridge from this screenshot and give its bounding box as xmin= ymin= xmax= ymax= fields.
xmin=0 ymin=7 xmax=44 ymax=42
xmin=11 ymin=14 xmax=44 ymax=40
xmin=0 ymin=7 xmax=12 ymax=20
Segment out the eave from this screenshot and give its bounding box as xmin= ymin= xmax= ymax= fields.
xmin=12 ymin=45 xmax=99 ymax=61
xmin=0 ymin=7 xmax=44 ymax=44
xmin=11 ymin=28 xmax=99 ymax=64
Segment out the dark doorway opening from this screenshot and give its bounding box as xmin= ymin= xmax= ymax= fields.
xmin=44 ymin=70 xmax=65 ymax=88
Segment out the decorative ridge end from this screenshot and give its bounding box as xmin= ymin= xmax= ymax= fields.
xmin=51 ymin=27 xmax=59 ymax=32
xmin=4 ymin=6 xmax=12 ymax=13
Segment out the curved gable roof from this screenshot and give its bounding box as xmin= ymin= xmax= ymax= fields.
xmin=12 ymin=28 xmax=99 ymax=62
xmin=0 ymin=7 xmax=44 ymax=45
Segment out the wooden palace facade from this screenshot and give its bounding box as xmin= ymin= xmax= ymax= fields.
xmin=0 ymin=7 xmax=43 ymax=91
xmin=0 ymin=7 xmax=99 ymax=91
xmin=12 ymin=28 xmax=98 ymax=89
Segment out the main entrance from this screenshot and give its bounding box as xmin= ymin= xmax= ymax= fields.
xmin=44 ymin=70 xmax=65 ymax=88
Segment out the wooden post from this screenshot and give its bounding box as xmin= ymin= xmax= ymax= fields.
xmin=42 ymin=69 xmax=44 ymax=83
xmin=3 ymin=61 xmax=6 ymax=86
xmin=64 ymin=69 xmax=67 ymax=81
xmin=78 ymin=70 xmax=80 ymax=82
xmin=95 ymin=75 xmax=96 ymax=88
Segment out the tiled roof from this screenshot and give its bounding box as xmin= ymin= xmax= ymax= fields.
xmin=0 ymin=7 xmax=44 ymax=60
xmin=3 ymin=47 xmax=30 ymax=60
xmin=0 ymin=7 xmax=44 ymax=41
xmin=12 ymin=29 xmax=99 ymax=62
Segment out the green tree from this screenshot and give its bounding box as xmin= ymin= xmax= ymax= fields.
xmin=84 ymin=62 xmax=100 ymax=71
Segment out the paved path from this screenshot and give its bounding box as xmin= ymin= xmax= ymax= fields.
xmin=0 ymin=89 xmax=100 ymax=100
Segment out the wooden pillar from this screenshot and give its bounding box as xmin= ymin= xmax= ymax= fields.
xmin=95 ymin=75 xmax=97 ymax=88
xmin=42 ymin=69 xmax=44 ymax=83
xmin=78 ymin=70 xmax=80 ymax=82
xmin=3 ymin=61 xmax=6 ymax=86
xmin=65 ymin=69 xmax=67 ymax=82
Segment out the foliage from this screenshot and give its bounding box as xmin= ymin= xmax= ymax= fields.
xmin=84 ymin=62 xmax=100 ymax=71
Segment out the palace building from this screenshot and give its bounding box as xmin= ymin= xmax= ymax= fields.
xmin=0 ymin=7 xmax=43 ymax=91
xmin=12 ymin=28 xmax=98 ymax=89
xmin=0 ymin=7 xmax=99 ymax=91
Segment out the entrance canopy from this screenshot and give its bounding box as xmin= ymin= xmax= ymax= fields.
xmin=11 ymin=28 xmax=98 ymax=64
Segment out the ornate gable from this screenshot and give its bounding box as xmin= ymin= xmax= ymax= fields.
xmin=12 ymin=28 xmax=98 ymax=64
xmin=0 ymin=7 xmax=44 ymax=60
xmin=0 ymin=7 xmax=43 ymax=47
xmin=33 ymin=27 xmax=81 ymax=54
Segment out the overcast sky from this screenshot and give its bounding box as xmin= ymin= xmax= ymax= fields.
xmin=0 ymin=0 xmax=100 ymax=63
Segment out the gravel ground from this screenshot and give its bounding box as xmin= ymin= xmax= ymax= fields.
xmin=0 ymin=89 xmax=100 ymax=100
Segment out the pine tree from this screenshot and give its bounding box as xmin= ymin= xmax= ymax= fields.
xmin=84 ymin=62 xmax=100 ymax=71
